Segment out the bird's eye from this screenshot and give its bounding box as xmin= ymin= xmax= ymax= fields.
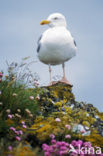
xmin=54 ymin=17 xmax=58 ymax=20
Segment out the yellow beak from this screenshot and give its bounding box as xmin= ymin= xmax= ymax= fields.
xmin=40 ymin=20 xmax=50 ymax=25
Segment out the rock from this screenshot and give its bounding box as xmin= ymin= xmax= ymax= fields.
xmin=70 ymin=104 xmax=74 ymax=109
xmin=38 ymin=82 xmax=103 ymax=137
xmin=82 ymin=131 xmax=91 ymax=136
xmin=73 ymin=124 xmax=85 ymax=132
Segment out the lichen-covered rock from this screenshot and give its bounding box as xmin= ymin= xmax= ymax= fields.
xmin=28 ymin=82 xmax=103 ymax=151
xmin=38 ymin=82 xmax=75 ymax=116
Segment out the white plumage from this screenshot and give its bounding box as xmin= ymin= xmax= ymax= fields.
xmin=37 ymin=13 xmax=77 ymax=85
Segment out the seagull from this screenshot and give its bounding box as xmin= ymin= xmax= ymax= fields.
xmin=37 ymin=13 xmax=77 ymax=85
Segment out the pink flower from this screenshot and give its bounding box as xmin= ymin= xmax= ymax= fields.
xmin=12 ymin=93 xmax=17 ymax=97
xmin=36 ymin=95 xmax=40 ymax=100
xmin=71 ymin=140 xmax=77 ymax=147
xmin=61 ymin=141 xmax=67 ymax=146
xmin=49 ymin=134 xmax=55 ymax=139
xmin=29 ymin=96 xmax=34 ymax=100
xmin=19 ymin=130 xmax=23 ymax=135
xmin=65 ymin=124 xmax=71 ymax=130
xmin=56 ymin=141 xmax=63 ymax=147
xmin=34 ymin=81 xmax=39 ymax=87
xmin=59 ymin=151 xmax=64 ymax=156
xmin=8 ymin=146 xmax=12 ymax=151
xmin=8 ymin=114 xmax=13 ymax=119
xmin=0 ymin=73 xmax=3 ymax=77
xmin=6 ymin=109 xmax=11 ymax=113
xmin=77 ymin=140 xmax=83 ymax=147
xmin=59 ymin=150 xmax=68 ymax=156
xmin=52 ymin=144 xmax=57 ymax=149
xmin=22 ymin=125 xmax=27 ymax=128
xmin=51 ymin=139 xmax=56 ymax=144
xmin=60 ymin=146 xmax=67 ymax=150
xmin=65 ymin=134 xmax=71 ymax=139
xmin=70 ymin=153 xmax=78 ymax=156
xmin=16 ymin=136 xmax=21 ymax=141
xmin=21 ymin=121 xmax=25 ymax=125
xmin=83 ymin=142 xmax=91 ymax=148
xmin=81 ymin=130 xmax=86 ymax=133
xmin=15 ymin=131 xmax=20 ymax=135
xmin=42 ymin=144 xmax=49 ymax=151
xmin=44 ymin=152 xmax=50 ymax=156
xmin=10 ymin=127 xmax=16 ymax=132
xmin=55 ymin=118 xmax=61 ymax=122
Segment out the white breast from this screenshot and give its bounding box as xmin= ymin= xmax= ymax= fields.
xmin=38 ymin=27 xmax=77 ymax=65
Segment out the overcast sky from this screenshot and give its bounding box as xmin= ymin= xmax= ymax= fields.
xmin=0 ymin=0 xmax=103 ymax=111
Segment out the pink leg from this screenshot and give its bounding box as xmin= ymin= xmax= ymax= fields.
xmin=62 ymin=63 xmax=66 ymax=79
xmin=60 ymin=63 xmax=72 ymax=86
xmin=49 ymin=65 xmax=52 ymax=85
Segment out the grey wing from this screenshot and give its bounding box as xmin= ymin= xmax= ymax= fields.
xmin=73 ymin=40 xmax=77 ymax=47
xmin=37 ymin=35 xmax=42 ymax=53
xmin=71 ymin=33 xmax=77 ymax=47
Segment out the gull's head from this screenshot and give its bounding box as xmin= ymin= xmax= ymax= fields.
xmin=40 ymin=13 xmax=67 ymax=28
